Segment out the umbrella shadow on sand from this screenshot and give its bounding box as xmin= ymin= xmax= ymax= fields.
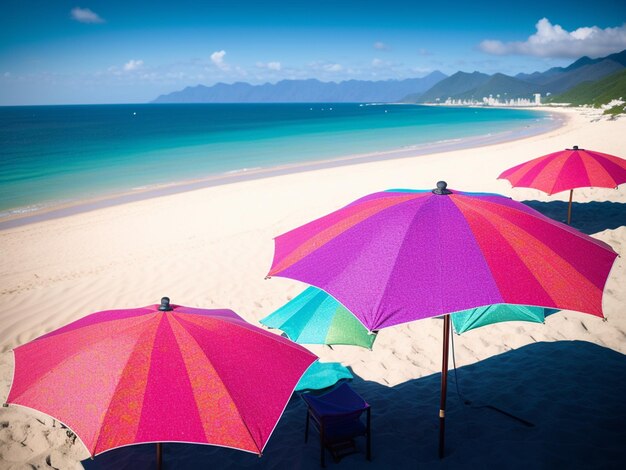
xmin=84 ymin=341 xmax=626 ymax=469
xmin=522 ymin=200 xmax=626 ymax=234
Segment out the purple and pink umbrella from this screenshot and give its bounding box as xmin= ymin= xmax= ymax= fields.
xmin=267 ymin=182 xmax=617 ymax=457
xmin=5 ymin=298 xmax=317 ymax=466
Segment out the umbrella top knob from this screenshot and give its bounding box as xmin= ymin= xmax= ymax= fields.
xmin=572 ymin=145 xmax=579 ymax=150
xmin=158 ymin=297 xmax=173 ymax=311
xmin=432 ymin=181 xmax=452 ymax=195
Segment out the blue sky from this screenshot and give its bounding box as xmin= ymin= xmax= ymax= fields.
xmin=2 ymin=0 xmax=625 ymax=105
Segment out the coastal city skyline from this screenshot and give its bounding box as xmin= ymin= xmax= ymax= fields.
xmin=2 ymin=0 xmax=626 ymax=104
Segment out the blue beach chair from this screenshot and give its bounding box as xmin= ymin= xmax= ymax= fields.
xmin=301 ymin=382 xmax=371 ymax=467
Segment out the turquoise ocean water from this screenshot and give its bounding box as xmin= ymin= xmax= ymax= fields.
xmin=0 ymin=103 xmax=553 ymax=218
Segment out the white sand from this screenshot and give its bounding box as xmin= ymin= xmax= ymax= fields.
xmin=1 ymin=106 xmax=625 ymax=469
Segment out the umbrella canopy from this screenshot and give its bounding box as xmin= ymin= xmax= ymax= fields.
xmin=450 ymin=304 xmax=558 ymax=334
xmin=268 ymin=183 xmax=616 ymax=332
xmin=295 ymin=361 xmax=353 ymax=392
xmin=260 ymin=286 xmax=377 ymax=349
xmin=267 ymin=181 xmax=618 ymax=457
xmin=498 ymin=145 xmax=626 ymax=223
xmin=5 ymin=298 xmax=317 ymax=459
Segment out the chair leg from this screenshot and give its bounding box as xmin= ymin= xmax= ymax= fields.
xmin=366 ymin=408 xmax=372 ymax=461
xmin=305 ymin=410 xmax=310 ymax=443
xmin=320 ymin=425 xmax=326 ymax=468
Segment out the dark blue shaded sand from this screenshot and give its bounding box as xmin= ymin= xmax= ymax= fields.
xmin=84 ymin=340 xmax=626 ymax=469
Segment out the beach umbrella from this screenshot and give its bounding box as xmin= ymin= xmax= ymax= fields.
xmin=4 ymin=297 xmax=317 ymax=467
xmin=267 ymin=182 xmax=617 ymax=458
xmin=450 ymin=304 xmax=558 ymax=334
xmin=498 ymin=145 xmax=626 ymax=224
xmin=260 ymin=286 xmax=377 ymax=349
xmin=295 ymin=361 xmax=354 ymax=392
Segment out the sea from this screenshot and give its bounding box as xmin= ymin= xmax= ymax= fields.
xmin=0 ymin=103 xmax=556 ymax=222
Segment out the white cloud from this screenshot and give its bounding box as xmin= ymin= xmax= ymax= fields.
xmin=70 ymin=7 xmax=105 ymax=24
xmin=411 ymin=67 xmax=435 ymax=75
xmin=256 ymin=61 xmax=282 ymax=71
xmin=374 ymin=41 xmax=389 ymax=51
xmin=123 ymin=59 xmax=143 ymax=71
xmin=372 ymin=58 xmax=391 ymax=68
xmin=210 ymin=50 xmax=229 ymax=70
xmin=371 ymin=58 xmax=402 ymax=71
xmin=324 ymin=63 xmax=343 ymax=72
xmin=307 ymin=61 xmax=345 ymax=76
xmin=480 ymin=18 xmax=626 ymax=58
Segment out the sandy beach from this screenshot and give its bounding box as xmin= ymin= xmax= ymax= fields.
xmin=1 ymin=106 xmax=625 ymax=469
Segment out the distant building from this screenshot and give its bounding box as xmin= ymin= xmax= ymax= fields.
xmin=439 ymin=94 xmax=538 ymax=107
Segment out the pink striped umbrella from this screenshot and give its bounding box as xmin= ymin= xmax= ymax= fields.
xmin=267 ymin=182 xmax=618 ymax=457
xmin=498 ymin=145 xmax=626 ymax=224
xmin=5 ymin=298 xmax=317 ymax=465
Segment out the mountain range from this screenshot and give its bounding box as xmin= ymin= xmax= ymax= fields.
xmin=152 ymin=49 xmax=626 ymax=105
xmin=404 ymin=49 xmax=626 ymax=103
xmin=153 ymin=72 xmax=446 ymax=103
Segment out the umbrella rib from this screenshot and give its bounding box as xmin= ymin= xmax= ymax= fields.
xmin=258 ymin=359 xmax=318 ymax=454
xmin=550 ymin=152 xmax=588 ymax=195
xmin=270 ymin=192 xmax=421 ymax=276
xmin=312 ymin=285 xmax=373 ymax=333
xmin=477 ymin=196 xmax=615 ymax=252
xmin=288 ymin=290 xmax=330 ymax=343
xmin=436 ymin=200 xmax=446 ymax=316
xmin=90 ymin=314 xmax=162 ymax=456
xmin=366 ymin=196 xmax=433 ymax=328
xmin=168 ymin=314 xmax=265 ymax=454
xmin=8 ymin=313 xmax=156 ymax=404
xmin=455 ymin=199 xmax=562 ymax=307
xmin=453 ymin=197 xmax=611 ymax=314
xmin=588 ymin=152 xmax=626 ymax=187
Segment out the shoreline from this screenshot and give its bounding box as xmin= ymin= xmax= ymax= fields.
xmin=0 ymin=109 xmax=562 ymax=230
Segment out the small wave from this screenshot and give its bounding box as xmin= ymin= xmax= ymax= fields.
xmin=223 ymin=167 xmax=263 ymax=175
xmin=131 ymin=181 xmax=178 ymax=191
xmin=0 ymin=203 xmax=47 ymax=219
xmin=0 ymin=196 xmax=78 ymax=220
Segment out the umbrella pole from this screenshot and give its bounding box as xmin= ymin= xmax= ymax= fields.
xmin=156 ymin=442 xmax=162 ymax=470
xmin=567 ymin=189 xmax=573 ymax=225
xmin=438 ymin=314 xmax=451 ymax=459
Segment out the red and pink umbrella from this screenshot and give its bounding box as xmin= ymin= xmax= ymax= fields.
xmin=498 ymin=145 xmax=626 ymax=224
xmin=5 ymin=298 xmax=317 ymax=465
xmin=267 ymin=182 xmax=618 ymax=457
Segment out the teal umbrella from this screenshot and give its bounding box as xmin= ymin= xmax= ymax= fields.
xmin=260 ymin=286 xmax=377 ymax=349
xmin=295 ymin=361 xmax=353 ymax=392
xmin=451 ymin=304 xmax=559 ymax=334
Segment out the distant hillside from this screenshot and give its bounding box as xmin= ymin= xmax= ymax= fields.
xmin=403 ymin=49 xmax=626 ymax=104
xmin=405 ymin=71 xmax=491 ymax=103
xmin=404 ymin=71 xmax=541 ymax=103
xmin=549 ymin=69 xmax=626 ymax=108
xmin=152 ymin=72 xmax=447 ymax=103
xmin=516 ymin=50 xmax=626 ymax=87
xmin=455 ymin=73 xmax=545 ymax=100
xmin=539 ymin=59 xmax=625 ymax=94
